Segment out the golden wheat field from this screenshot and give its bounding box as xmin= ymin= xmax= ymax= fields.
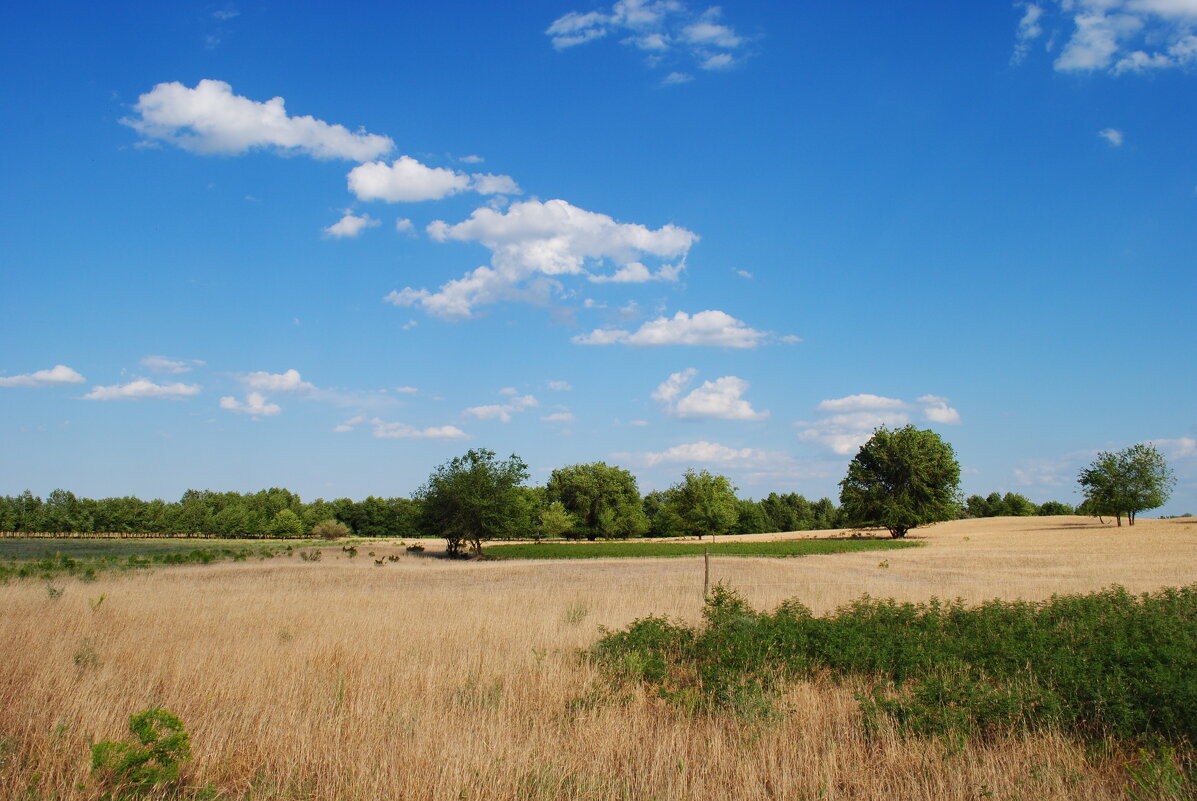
xmin=3 ymin=515 xmax=1196 ymax=800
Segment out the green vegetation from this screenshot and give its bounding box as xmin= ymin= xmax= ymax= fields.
xmin=1079 ymin=443 xmax=1176 ymax=526
xmin=0 ymin=539 xmax=295 ymax=582
xmin=590 ymin=584 xmax=1197 ymax=746
xmin=546 ymin=462 xmax=647 ymax=539
xmin=91 ymin=707 xmax=191 ymax=799
xmin=840 ymin=425 xmax=962 ymax=538
xmin=485 ymin=538 xmax=919 ymax=560
xmin=417 ymin=448 xmax=531 ymax=556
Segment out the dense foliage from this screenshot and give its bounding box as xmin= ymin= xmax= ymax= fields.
xmin=1079 ymin=443 xmax=1175 ymax=526
xmin=545 ymin=462 xmax=647 ymax=539
xmin=416 ymin=449 xmax=531 ymax=556
xmin=839 ymin=426 xmax=962 ymax=538
xmin=591 ymin=584 xmax=1197 ymax=744
xmin=964 ymin=492 xmax=1074 ymax=518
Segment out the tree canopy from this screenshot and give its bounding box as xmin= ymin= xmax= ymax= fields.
xmin=1078 ymin=443 xmax=1174 ymax=526
xmin=545 ymin=461 xmax=647 ymax=540
xmin=416 ymin=449 xmax=531 ymax=555
xmin=839 ymin=425 xmax=961 ymax=539
xmin=661 ymin=469 xmax=739 ymax=539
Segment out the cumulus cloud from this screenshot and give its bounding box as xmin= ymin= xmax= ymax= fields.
xmin=122 ymin=79 xmax=393 ymax=161
xmin=547 ymin=2 xmax=751 ymax=78
xmin=463 ymin=393 xmax=539 ymax=423
xmin=84 ymin=379 xmax=200 ymax=401
xmin=242 ymin=369 xmax=314 ymax=393
xmin=219 ymin=391 xmax=281 ymax=416
xmin=324 ymin=211 xmax=380 ymax=238
xmin=797 ymin=393 xmax=961 ymax=454
xmin=0 ymin=365 xmax=86 ymax=388
xmin=1014 ymin=1 xmax=1197 ymax=74
xmin=370 ymin=419 xmax=469 ymax=440
xmin=387 ymin=198 xmax=696 ymax=319
xmin=1098 ymin=127 xmax=1125 ymax=146
xmin=1152 ymin=436 xmax=1197 ymax=460
xmin=139 ymin=355 xmax=203 ymax=374
xmin=652 ymin=368 xmax=767 ymax=421
xmin=469 ymin=173 xmax=523 ymax=195
xmin=614 ymin=440 xmax=789 ymax=469
xmin=347 ymin=156 xmax=471 ymax=202
xmin=573 ymin=309 xmax=767 ymax=348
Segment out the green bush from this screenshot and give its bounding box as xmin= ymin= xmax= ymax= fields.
xmin=311 ymin=518 xmax=351 ymax=539
xmin=91 ymin=707 xmax=191 ymax=798
xmin=589 ymin=584 xmax=1197 ymax=744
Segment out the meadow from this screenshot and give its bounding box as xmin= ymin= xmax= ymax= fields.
xmin=2 ymin=515 xmax=1195 ymax=800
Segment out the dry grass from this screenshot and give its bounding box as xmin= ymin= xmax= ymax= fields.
xmin=2 ymin=516 xmax=1195 ymax=800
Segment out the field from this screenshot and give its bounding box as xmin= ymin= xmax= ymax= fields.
xmin=2 ymin=515 xmax=1196 ymax=800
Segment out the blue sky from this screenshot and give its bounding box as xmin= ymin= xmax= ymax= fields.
xmin=2 ymin=1 xmax=1194 ymax=513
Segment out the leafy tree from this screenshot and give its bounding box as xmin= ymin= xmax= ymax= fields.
xmin=312 ymin=519 xmax=350 ymax=539
xmin=733 ymin=499 xmax=772 ymax=535
xmin=538 ymin=501 xmax=575 ymax=541
xmin=662 ymin=469 xmax=739 ymax=539
xmin=267 ymin=508 xmax=306 ymax=538
xmin=417 ymin=449 xmax=530 ymax=556
xmin=1037 ymin=500 xmax=1074 ymax=516
xmin=546 ymin=462 xmax=647 ymax=540
xmin=839 ymin=425 xmax=962 ymax=539
xmin=1002 ymin=492 xmax=1038 ymax=517
xmin=1079 ymin=443 xmax=1175 ymax=526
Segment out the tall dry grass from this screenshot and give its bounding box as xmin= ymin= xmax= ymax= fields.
xmin=2 ymin=516 xmax=1195 ymax=800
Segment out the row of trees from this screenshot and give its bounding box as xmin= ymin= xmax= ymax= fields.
xmin=1 ymin=433 xmax=1174 ymax=543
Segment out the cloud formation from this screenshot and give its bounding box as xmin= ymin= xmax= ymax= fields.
xmin=615 ymin=440 xmax=788 ymax=468
xmin=797 ymin=393 xmax=962 ymax=455
xmin=242 ymin=369 xmax=314 ymax=393
xmin=123 ymin=80 xmax=393 ymax=161
xmin=0 ymin=365 xmax=85 ymax=388
xmin=324 ymin=211 xmax=380 ymax=238
xmin=139 ymin=356 xmax=203 ymax=374
xmin=463 ymin=393 xmax=539 ymax=423
xmin=219 ymin=392 xmax=281 ymax=416
xmin=84 ymin=379 xmax=200 ymax=400
xmin=573 ymin=309 xmax=767 ymax=348
xmin=1014 ymin=1 xmax=1197 ymax=74
xmin=1098 ymin=127 xmax=1125 ymax=146
xmin=653 ymin=368 xmax=768 ymax=420
xmin=547 ymin=2 xmax=750 ymax=77
xmin=387 ymin=198 xmax=696 ymax=319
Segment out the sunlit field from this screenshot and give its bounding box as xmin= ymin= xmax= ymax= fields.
xmin=2 ymin=515 xmax=1195 ymax=800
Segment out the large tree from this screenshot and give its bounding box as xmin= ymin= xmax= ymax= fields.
xmin=839 ymin=425 xmax=961 ymax=539
xmin=1078 ymin=443 xmax=1174 ymax=526
xmin=662 ymin=469 xmax=739 ymax=539
xmin=545 ymin=461 xmax=647 ymax=540
xmin=417 ymin=449 xmax=530 ymax=556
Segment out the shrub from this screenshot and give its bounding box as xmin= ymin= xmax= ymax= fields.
xmin=311 ymin=519 xmax=350 ymax=539
xmin=90 ymin=707 xmax=191 ymax=798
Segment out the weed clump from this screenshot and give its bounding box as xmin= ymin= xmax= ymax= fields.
xmin=90 ymin=707 xmax=191 ymax=799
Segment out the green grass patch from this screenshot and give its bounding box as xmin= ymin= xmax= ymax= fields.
xmin=590 ymin=584 xmax=1197 ymax=746
xmin=486 ymin=537 xmax=919 ymax=560
xmin=0 ymin=538 xmax=304 ymax=582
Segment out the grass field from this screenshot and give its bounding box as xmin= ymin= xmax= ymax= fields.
xmin=484 ymin=536 xmax=920 ymax=559
xmin=1 ymin=515 xmax=1195 ymax=800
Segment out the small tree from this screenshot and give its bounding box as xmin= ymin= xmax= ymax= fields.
xmin=839 ymin=425 xmax=961 ymax=539
xmin=1078 ymin=443 xmax=1175 ymax=526
xmin=416 ymin=449 xmax=530 ymax=556
xmin=537 ymin=501 xmax=575 ymax=541
xmin=311 ymin=518 xmax=350 ymax=539
xmin=267 ymin=508 xmax=306 ymax=538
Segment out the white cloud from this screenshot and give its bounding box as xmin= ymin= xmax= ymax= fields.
xmin=587 ymin=260 xmax=683 ymax=283
xmin=541 ymin=412 xmax=576 ymax=423
xmin=663 ymin=71 xmax=694 ymax=85
xmin=735 ymin=269 xmax=753 ymax=279
xmin=122 ymin=79 xmax=393 ymax=161
xmin=395 ymin=386 xmax=419 ymax=394
xmin=139 ymin=355 xmax=203 ymax=374
xmin=469 ymin=173 xmax=522 ymax=195
xmin=370 ymin=419 xmax=469 ymax=440
xmin=817 ymin=394 xmax=905 ymax=412
xmin=547 ymin=380 xmax=573 ymax=391
xmin=324 ymin=211 xmax=380 ymax=238
xmin=84 ymin=379 xmax=200 ymax=401
xmin=671 ymin=375 xmax=769 ymax=421
xmin=459 ymin=154 xmax=485 ymax=164
xmin=615 ymin=440 xmax=789 ymax=469
xmin=547 ymin=2 xmax=750 ymax=78
xmin=1153 ymin=436 xmax=1197 ymax=460
xmin=573 ymin=309 xmax=767 ymax=348
xmin=348 ymin=156 xmax=470 ymax=202
xmin=242 ymin=369 xmax=314 ymax=393
xmin=798 ymin=393 xmax=962 ymax=454
xmin=651 ymin=368 xmax=697 ymax=403
xmin=219 ymin=391 xmax=281 ymax=417
xmin=463 ymin=394 xmax=538 ymax=423
xmin=918 ymin=394 xmax=963 ymax=425
xmin=395 ymin=218 xmax=415 ymax=234
xmin=1098 ymin=127 xmax=1125 ymax=146
xmin=333 ymin=415 xmax=367 ymax=433
xmin=1017 ymin=1 xmax=1197 ymax=73
xmin=388 ymin=198 xmax=696 ymax=319
xmin=0 ymin=365 xmax=86 ymax=388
